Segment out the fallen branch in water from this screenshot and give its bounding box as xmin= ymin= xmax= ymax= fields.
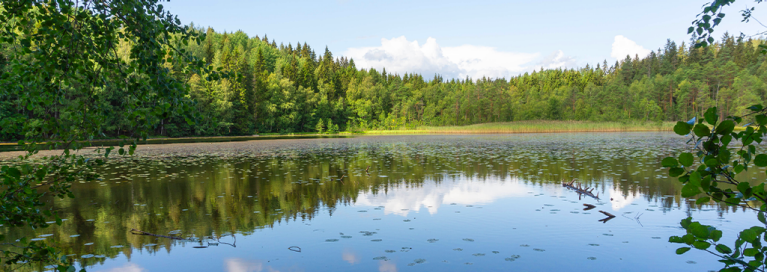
xmin=365 ymin=166 xmax=370 ymax=173
xmin=597 ymin=211 xmax=616 ymax=223
xmin=339 ymin=174 xmax=346 ymax=184
xmin=130 ymin=229 xmax=185 ymax=240
xmin=562 ymin=179 xmax=600 ymax=200
xmin=217 ymin=234 xmax=236 ymax=248
xmin=288 ymin=246 xmax=301 ymax=252
xmin=583 ymin=204 xmax=596 ymax=211
xmin=598 ymin=210 xmax=615 ymax=218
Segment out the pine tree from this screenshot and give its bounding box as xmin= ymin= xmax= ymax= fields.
xmin=204 ymin=27 xmax=215 ymax=65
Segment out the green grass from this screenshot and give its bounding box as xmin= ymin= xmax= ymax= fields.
xmin=361 ymin=121 xmax=674 ymax=134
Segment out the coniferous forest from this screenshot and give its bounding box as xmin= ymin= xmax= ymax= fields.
xmin=2 ymin=26 xmax=767 ymax=140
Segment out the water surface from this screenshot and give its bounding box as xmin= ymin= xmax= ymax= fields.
xmin=2 ymin=133 xmax=762 ymax=271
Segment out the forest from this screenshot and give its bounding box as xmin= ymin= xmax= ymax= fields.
xmin=2 ymin=25 xmax=766 ymax=140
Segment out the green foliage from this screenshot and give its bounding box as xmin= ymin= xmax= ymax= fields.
xmin=0 ymin=0 xmax=209 ymax=270
xmin=666 ymin=3 xmax=767 ymax=269
xmin=7 ymin=23 xmax=767 ymax=138
xmin=315 ymin=118 xmax=325 ymax=134
xmin=664 ymin=104 xmax=767 ymax=271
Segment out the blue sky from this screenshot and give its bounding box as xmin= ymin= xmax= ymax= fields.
xmin=165 ymin=0 xmax=766 ymax=78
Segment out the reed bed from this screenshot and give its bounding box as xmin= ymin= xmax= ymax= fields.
xmin=362 ymin=121 xmax=674 ymax=134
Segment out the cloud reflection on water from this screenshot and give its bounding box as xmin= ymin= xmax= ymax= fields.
xmin=356 ymin=176 xmax=529 ymax=216
xmin=224 ymin=258 xmax=271 ymax=272
xmin=95 ymin=263 xmax=146 ymax=272
xmin=342 ymin=249 xmax=361 ymax=264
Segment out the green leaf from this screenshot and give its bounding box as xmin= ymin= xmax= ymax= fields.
xmin=696 ymin=197 xmax=710 ymax=205
xmin=669 ymin=167 xmax=685 ymax=177
xmin=755 ymin=154 xmax=767 ymax=167
xmin=682 ymin=183 xmax=700 ymax=198
xmin=742 ymin=229 xmax=758 ymax=243
xmin=690 ymin=171 xmax=702 ymax=186
xmin=757 ymin=114 xmax=767 ymax=125
xmin=719 ymin=149 xmax=731 ymax=163
xmin=716 ymin=120 xmax=736 ymax=135
xmin=704 ymin=155 xmax=719 ymax=167
xmin=681 ymin=217 xmax=693 ymax=228
xmin=744 ymin=248 xmax=760 ymax=257
xmin=701 ymin=175 xmax=711 ymax=191
xmin=693 ymin=124 xmax=710 ymax=137
xmin=735 ymin=164 xmax=745 ymax=174
xmin=738 ymin=182 xmax=751 ymax=193
xmin=5 ymin=167 xmax=21 ymax=179
xmin=711 ymin=229 xmax=723 ymax=242
xmin=669 ymin=236 xmax=685 ymax=243
xmin=679 ymin=153 xmax=694 ymax=167
xmin=676 ymin=247 xmax=691 ymax=255
xmin=749 ymin=226 xmax=765 ymax=234
xmin=35 ymin=169 xmax=47 ymax=180
xmin=716 ymin=244 xmax=733 ymax=254
xmin=722 ymin=134 xmax=732 ymax=147
xmin=662 ymin=157 xmax=679 ymax=167
xmin=705 ymin=107 xmax=718 ymax=125
xmin=674 ymin=121 xmax=693 ymax=136
xmin=725 ymin=197 xmax=741 ymax=205
xmin=690 ymin=223 xmax=709 ymax=239
xmin=693 ymin=241 xmax=711 ymax=249
xmin=682 ymin=234 xmax=696 ymax=245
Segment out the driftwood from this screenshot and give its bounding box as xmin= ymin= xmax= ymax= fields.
xmin=365 ymin=166 xmax=370 ymax=173
xmin=562 ymin=179 xmax=599 ymax=200
xmin=598 ymin=210 xmax=616 ymax=223
xmin=130 ymin=228 xmax=236 ymax=248
xmin=130 ymin=229 xmax=184 ymax=240
xmin=582 ymin=204 xmax=596 ymax=211
xmin=599 ymin=210 xmax=615 ymax=217
xmin=288 ymin=246 xmax=301 ymax=252
xmin=216 ymin=234 xmax=236 ymax=248
xmin=338 ymin=174 xmax=346 ymax=184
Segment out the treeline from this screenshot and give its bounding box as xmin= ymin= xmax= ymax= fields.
xmin=2 ymin=25 xmax=767 ymax=139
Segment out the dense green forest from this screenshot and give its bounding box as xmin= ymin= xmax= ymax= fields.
xmin=2 ymin=25 xmax=767 ymax=140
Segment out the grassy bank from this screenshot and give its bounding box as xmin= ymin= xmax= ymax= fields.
xmin=362 ymin=121 xmax=674 ymax=134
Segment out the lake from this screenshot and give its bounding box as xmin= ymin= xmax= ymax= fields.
xmin=2 ymin=133 xmax=761 ymax=271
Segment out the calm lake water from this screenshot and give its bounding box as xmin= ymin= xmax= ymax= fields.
xmin=2 ymin=133 xmax=763 ymax=271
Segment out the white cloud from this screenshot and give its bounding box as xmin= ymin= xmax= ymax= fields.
xmin=536 ymin=50 xmax=577 ymax=70
xmin=344 ymin=36 xmax=555 ymax=79
xmin=610 ymin=35 xmax=651 ymax=60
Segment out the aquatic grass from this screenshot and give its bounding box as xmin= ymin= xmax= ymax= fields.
xmin=362 ymin=121 xmax=674 ymax=134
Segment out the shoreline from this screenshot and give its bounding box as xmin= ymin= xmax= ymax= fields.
xmin=0 ymin=131 xmax=676 ymax=160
